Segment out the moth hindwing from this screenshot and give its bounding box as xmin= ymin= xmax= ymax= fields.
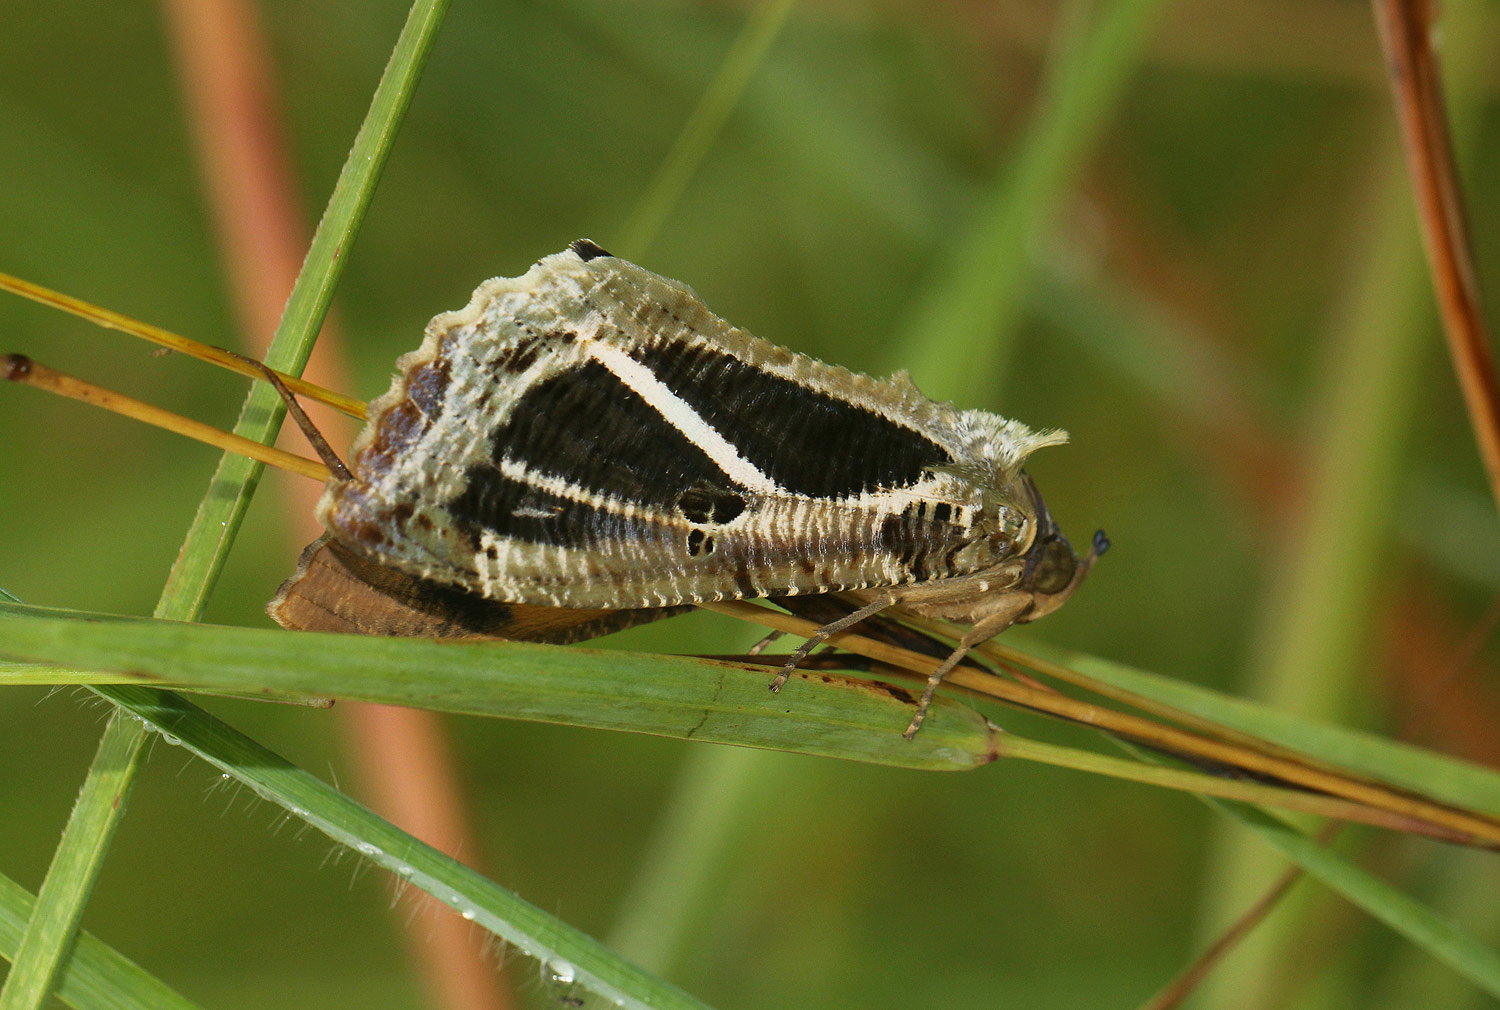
xmin=274 ymin=239 xmax=1104 ymax=736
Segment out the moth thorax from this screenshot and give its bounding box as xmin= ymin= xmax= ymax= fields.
xmin=942 ymin=518 xmax=1026 ymax=579
xmin=980 ymin=494 xmax=1040 ymax=557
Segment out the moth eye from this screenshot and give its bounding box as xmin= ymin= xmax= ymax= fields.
xmin=675 ymin=486 xmax=746 ymax=525
xmin=686 ymin=530 xmax=716 ymax=557
xmin=1030 ymin=538 xmax=1077 ymax=594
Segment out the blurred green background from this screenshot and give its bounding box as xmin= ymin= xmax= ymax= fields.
xmin=3 ymin=1 xmax=1500 ymax=1008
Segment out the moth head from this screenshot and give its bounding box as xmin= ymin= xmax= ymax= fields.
xmin=1008 ymin=474 xmax=1108 ymax=624
xmin=907 ymin=472 xmax=1105 ymax=630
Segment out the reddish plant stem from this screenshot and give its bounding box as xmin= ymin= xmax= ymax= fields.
xmin=1372 ymin=0 xmax=1500 ymax=512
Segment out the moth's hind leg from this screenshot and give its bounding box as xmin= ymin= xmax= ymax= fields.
xmin=747 ymin=629 xmax=785 ymax=656
xmin=768 ymin=594 xmax=901 ymax=693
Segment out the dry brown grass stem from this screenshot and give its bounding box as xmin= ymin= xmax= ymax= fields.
xmin=1372 ymin=0 xmax=1500 ymax=512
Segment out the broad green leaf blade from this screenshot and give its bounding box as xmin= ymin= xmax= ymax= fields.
xmin=90 ymin=685 xmax=713 ymax=1010
xmin=0 ymin=602 xmax=997 ymax=770
xmin=1011 ymin=637 xmax=1500 ymax=817
xmin=0 ymin=872 xmax=203 ymax=1010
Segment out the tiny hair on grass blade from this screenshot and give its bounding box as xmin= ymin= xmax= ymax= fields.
xmin=3 ymin=240 xmax=1103 ymax=736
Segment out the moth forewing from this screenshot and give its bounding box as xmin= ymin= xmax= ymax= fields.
xmin=279 ymin=239 xmax=1101 ymax=735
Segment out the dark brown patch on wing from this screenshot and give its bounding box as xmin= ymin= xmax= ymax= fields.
xmin=406 ymin=358 xmax=452 ymax=418
xmin=354 ymin=400 xmax=430 ymax=478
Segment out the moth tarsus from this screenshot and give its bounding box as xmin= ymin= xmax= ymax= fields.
xmin=746 ymin=628 xmax=785 ymax=656
xmin=768 ymin=595 xmax=900 ymax=693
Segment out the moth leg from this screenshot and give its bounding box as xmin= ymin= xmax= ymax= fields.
xmin=227 ymin=349 xmax=352 ymax=481
xmin=747 ymin=629 xmax=785 ymax=656
xmin=768 ymin=595 xmax=900 ymax=693
xmin=903 ymin=601 xmax=1029 ymax=740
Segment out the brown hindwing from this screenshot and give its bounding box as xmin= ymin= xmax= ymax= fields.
xmin=269 ymin=534 xmax=687 ymax=644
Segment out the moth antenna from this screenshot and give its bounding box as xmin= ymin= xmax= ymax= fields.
xmin=2 ymin=353 xmax=331 ymax=483
xmin=225 ymin=349 xmax=352 ymax=482
xmin=0 ymin=271 xmax=367 ymax=419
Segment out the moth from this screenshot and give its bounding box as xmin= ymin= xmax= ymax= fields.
xmin=269 ymin=240 xmax=1105 ymax=737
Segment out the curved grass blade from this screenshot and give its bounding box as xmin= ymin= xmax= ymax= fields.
xmin=89 ymin=685 xmax=712 ymax=1010
xmin=0 ymin=601 xmax=998 ymax=770
xmin=1212 ymin=801 xmax=1500 ymax=1000
xmin=0 ymin=872 xmax=202 ymax=1010
xmin=0 ymin=713 xmax=148 ymax=1010
xmin=1004 ymin=636 xmax=1500 ymax=818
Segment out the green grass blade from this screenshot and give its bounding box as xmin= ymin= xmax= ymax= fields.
xmin=1 ymin=5 xmax=452 ymax=1008
xmin=157 ymin=0 xmax=452 ymax=621
xmin=615 ymin=0 xmax=797 ymax=258
xmin=1011 ymin=636 xmax=1500 ymax=817
xmin=89 ymin=685 xmax=711 ymax=1010
xmin=0 ymin=601 xmax=997 ymax=770
xmin=890 ymin=0 xmax=1170 ymax=399
xmin=1213 ymin=803 xmax=1500 ymax=1000
xmin=5 ymin=600 xmax=1498 ymax=834
xmin=1099 ymin=724 xmax=1500 ymax=1000
xmin=0 ymin=714 xmax=147 ymax=1010
xmin=0 ymin=872 xmax=203 ymax=1010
